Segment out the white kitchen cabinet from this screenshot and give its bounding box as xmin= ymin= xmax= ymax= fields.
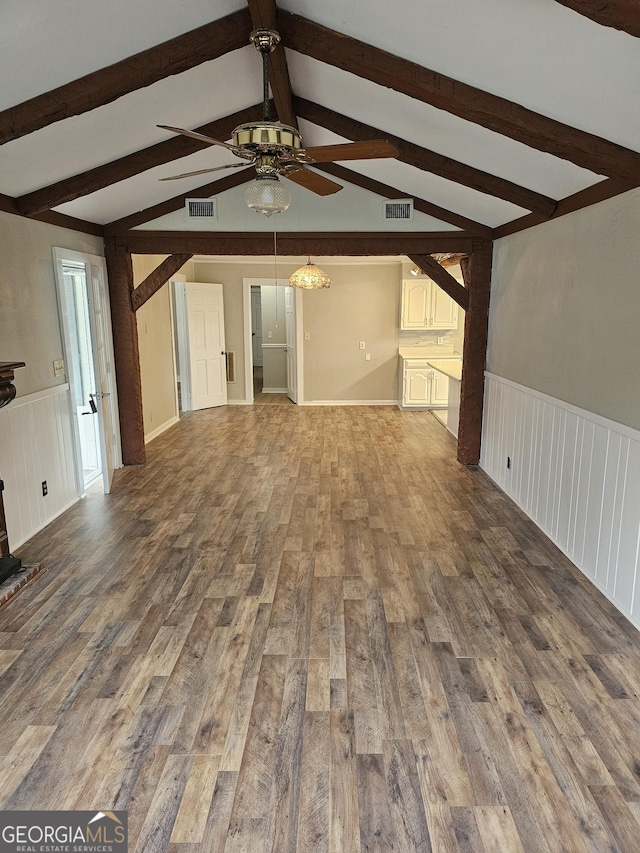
xmin=401 ymin=360 xmax=449 ymax=408
xmin=401 ymin=279 xmax=458 ymax=330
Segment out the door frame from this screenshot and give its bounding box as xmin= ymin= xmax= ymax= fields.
xmin=52 ymin=247 xmax=122 ymax=496
xmin=242 ymin=278 xmax=303 ymax=404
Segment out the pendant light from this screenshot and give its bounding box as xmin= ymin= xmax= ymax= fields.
xmin=289 ymin=258 xmax=331 ymax=289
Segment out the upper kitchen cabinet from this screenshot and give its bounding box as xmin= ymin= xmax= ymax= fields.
xmin=401 ymin=279 xmax=458 ymax=330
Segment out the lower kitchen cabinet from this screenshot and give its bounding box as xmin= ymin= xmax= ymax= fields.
xmin=401 ymin=360 xmax=449 ymax=408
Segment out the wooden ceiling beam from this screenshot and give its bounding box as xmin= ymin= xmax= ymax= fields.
xmin=0 ymin=192 xmax=103 ymax=236
xmin=314 ymin=163 xmax=493 ymax=238
xmin=407 ymin=254 xmax=469 ymax=311
xmin=0 ymin=8 xmax=252 ymax=144
xmin=115 ymin=231 xmax=478 ymax=256
xmin=131 ymin=254 xmax=194 ymax=312
xmin=493 ymin=177 xmax=630 ymax=239
xmin=246 ymin=0 xmax=297 ymax=127
xmin=278 ymin=10 xmax=640 ymax=183
xmin=295 ymin=98 xmax=557 ymax=216
xmin=104 ymin=168 xmax=255 ymax=236
xmin=17 ymin=104 xmax=263 ymax=217
xmin=554 ymin=1 xmax=640 ymax=38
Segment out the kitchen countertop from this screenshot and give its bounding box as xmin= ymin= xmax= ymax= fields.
xmin=427 ymin=358 xmax=462 ymax=381
xmin=398 ymin=347 xmax=457 ymax=359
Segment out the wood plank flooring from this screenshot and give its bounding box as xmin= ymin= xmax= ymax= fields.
xmin=2 ymin=405 xmax=640 ymax=851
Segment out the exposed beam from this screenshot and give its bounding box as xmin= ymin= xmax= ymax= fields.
xmin=457 ymin=246 xmax=493 ymax=466
xmin=104 ymin=239 xmax=145 ymax=466
xmin=315 ymin=163 xmax=493 ymax=238
xmin=247 ymin=0 xmax=297 ymax=127
xmin=295 ymin=98 xmax=557 ymax=216
xmin=0 ymin=8 xmax=252 ymax=144
xmin=17 ymin=105 xmax=263 ymax=217
xmin=279 ymin=10 xmax=640 ymax=183
xmin=554 ymin=0 xmax=640 ymax=38
xmin=492 ymin=177 xmax=630 ymax=239
xmin=115 ymin=231 xmax=477 ymax=256
xmin=407 ymin=254 xmax=469 ymax=311
xmin=105 ymin=169 xmax=255 ymax=236
xmin=131 ymin=254 xmax=194 ymax=312
xmin=0 ymin=193 xmax=103 ymax=237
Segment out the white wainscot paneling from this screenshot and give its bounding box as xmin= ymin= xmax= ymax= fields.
xmin=0 ymin=385 xmax=79 ymax=550
xmin=481 ymin=373 xmax=640 ymax=631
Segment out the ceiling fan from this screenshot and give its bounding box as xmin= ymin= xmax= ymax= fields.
xmin=158 ymin=28 xmax=399 ymax=205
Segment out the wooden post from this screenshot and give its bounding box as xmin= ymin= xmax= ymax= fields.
xmin=104 ymin=238 xmax=145 ymax=465
xmin=458 ymin=242 xmax=493 ymax=465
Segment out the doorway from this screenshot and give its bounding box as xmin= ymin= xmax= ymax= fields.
xmin=243 ymin=278 xmax=303 ymax=405
xmin=53 ymin=248 xmax=121 ymax=495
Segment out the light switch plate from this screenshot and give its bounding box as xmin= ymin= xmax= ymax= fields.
xmin=365 ymin=353 xmax=371 ymax=361
xmin=53 ymin=359 xmax=65 ymax=376
xmin=304 ymin=331 xmax=310 ymax=341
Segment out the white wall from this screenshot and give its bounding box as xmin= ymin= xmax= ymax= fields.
xmin=482 ymin=188 xmax=640 ymax=630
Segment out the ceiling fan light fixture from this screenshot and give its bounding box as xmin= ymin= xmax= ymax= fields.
xmin=289 ymin=258 xmax=331 ymax=290
xmin=244 ymin=174 xmax=291 ymax=216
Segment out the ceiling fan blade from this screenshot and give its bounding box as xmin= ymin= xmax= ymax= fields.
xmin=284 ymin=168 xmax=343 ymax=196
xmin=157 ymin=124 xmax=238 ymax=152
xmin=159 ymin=162 xmax=248 ymax=181
xmin=302 ymin=140 xmax=399 ymax=163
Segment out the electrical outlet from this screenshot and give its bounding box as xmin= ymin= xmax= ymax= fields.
xmin=437 ymin=337 xmax=444 ymax=345
xmin=359 ymin=341 xmax=365 ymax=349
xmin=42 ymin=480 xmax=48 ymax=496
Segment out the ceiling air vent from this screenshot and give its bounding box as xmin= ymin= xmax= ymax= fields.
xmin=185 ymin=198 xmax=217 ymax=219
xmin=383 ymin=199 xmax=413 ymax=221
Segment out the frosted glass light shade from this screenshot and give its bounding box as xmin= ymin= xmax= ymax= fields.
xmin=289 ymin=259 xmax=331 ymax=289
xmin=244 ymin=177 xmax=291 ymax=216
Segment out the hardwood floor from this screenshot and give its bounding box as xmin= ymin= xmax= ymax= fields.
xmin=2 ymin=405 xmax=640 ymax=851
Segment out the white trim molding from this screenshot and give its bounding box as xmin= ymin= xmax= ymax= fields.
xmin=298 ymin=400 xmax=398 ymax=407
xmin=145 ymin=415 xmax=180 ymax=445
xmin=481 ymin=372 xmax=640 ymax=632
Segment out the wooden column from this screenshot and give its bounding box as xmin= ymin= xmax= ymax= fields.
xmin=104 ymin=238 xmax=145 ymax=465
xmin=458 ymin=243 xmax=493 ymax=466
xmin=0 ymin=362 xmax=25 ymax=580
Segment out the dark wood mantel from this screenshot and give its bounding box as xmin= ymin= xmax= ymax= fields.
xmin=0 ymin=362 xmax=26 ymax=409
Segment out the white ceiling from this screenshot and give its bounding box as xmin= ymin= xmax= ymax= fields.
xmin=1 ymin=0 xmax=638 ymax=232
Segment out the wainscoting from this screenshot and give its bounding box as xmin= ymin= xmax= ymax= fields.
xmin=481 ymin=373 xmax=640 ymax=631
xmin=0 ymin=385 xmax=78 ymax=549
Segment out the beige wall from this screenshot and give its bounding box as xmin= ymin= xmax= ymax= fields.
xmin=193 ymin=259 xmax=403 ymax=403
xmin=0 ymin=211 xmax=104 ymax=397
xmin=303 ymin=263 xmax=401 ymax=402
xmin=133 ymin=255 xmax=181 ymax=440
xmin=488 ymin=187 xmax=640 ymax=431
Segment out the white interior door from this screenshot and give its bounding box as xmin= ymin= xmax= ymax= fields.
xmin=87 ymin=262 xmax=119 ymax=492
xmin=285 ymin=287 xmax=297 ymax=403
xmin=186 ymin=282 xmax=227 ymax=410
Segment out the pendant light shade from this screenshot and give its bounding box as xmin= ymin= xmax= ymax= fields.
xmin=244 ymin=175 xmax=291 ymax=216
xmin=289 ymin=258 xmax=331 ymax=289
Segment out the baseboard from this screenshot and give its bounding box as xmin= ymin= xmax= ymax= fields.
xmin=481 ymin=372 xmax=640 ymax=632
xmin=262 ymin=387 xmax=288 ymax=394
xmin=145 ymin=415 xmax=180 ymax=444
xmin=298 ymin=400 xmax=398 ymax=407
xmin=227 ymin=399 xmax=252 ymax=406
xmin=13 ymin=497 xmax=80 ymax=551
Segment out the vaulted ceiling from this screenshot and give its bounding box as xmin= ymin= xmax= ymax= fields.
xmin=1 ymin=0 xmax=639 ymax=241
